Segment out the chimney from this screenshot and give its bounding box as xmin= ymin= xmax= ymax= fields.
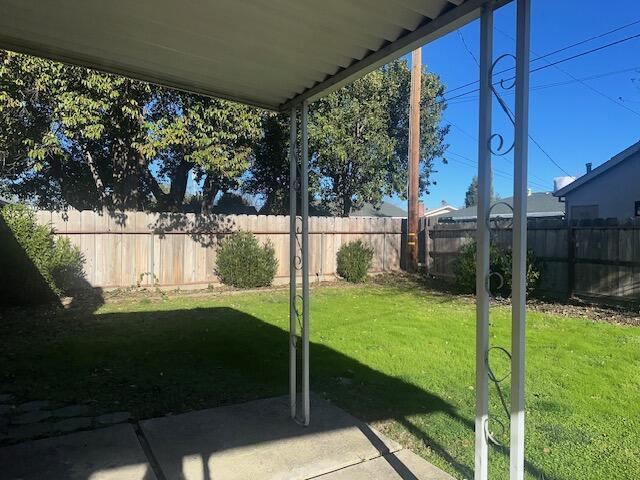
xmin=586 ymin=162 xmax=592 ymax=174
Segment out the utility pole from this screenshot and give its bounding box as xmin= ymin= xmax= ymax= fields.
xmin=407 ymin=48 xmax=421 ymax=271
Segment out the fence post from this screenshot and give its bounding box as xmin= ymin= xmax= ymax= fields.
xmin=567 ymin=224 xmax=575 ymax=298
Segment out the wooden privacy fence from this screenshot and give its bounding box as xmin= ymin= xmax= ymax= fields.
xmin=423 ymin=217 xmax=640 ymax=303
xmin=36 ymin=210 xmax=405 ymax=289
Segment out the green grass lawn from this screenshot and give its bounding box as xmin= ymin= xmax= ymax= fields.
xmin=1 ymin=279 xmax=639 ymax=479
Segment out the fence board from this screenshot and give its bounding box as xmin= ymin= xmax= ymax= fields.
xmin=427 ymin=218 xmax=639 ymax=303
xmin=38 ymin=210 xmax=404 ymax=289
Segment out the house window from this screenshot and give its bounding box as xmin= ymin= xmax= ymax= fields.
xmin=635 ymin=201 xmax=640 ymax=217
xmin=571 ymin=205 xmax=598 ymax=220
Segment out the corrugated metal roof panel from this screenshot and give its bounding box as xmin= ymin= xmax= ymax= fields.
xmin=0 ymin=0 xmax=506 ymax=110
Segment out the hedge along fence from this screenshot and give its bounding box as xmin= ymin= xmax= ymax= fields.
xmin=35 ymin=210 xmax=405 ymax=289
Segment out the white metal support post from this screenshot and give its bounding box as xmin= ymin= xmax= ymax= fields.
xmin=301 ymin=100 xmax=311 ymax=426
xmin=475 ymin=3 xmax=493 ymax=480
xmin=289 ymin=106 xmax=297 ymax=420
xmin=511 ymin=0 xmax=530 ymax=478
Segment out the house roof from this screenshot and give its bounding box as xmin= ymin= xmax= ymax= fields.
xmin=351 ymin=201 xmax=407 ymax=218
xmin=553 ymin=141 xmax=640 ymax=197
xmin=442 ymin=192 xmax=564 ymax=221
xmin=424 ymin=204 xmax=457 ymax=217
xmin=0 ymin=0 xmax=509 ymax=111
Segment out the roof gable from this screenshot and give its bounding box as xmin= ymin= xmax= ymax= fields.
xmin=554 ymin=141 xmax=640 ymax=197
xmin=444 ymin=192 xmax=564 ymax=221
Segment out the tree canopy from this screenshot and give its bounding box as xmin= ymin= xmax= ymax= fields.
xmin=247 ymin=59 xmax=449 ymax=216
xmin=1 ymin=52 xmax=449 ymax=216
xmin=309 ymin=59 xmax=448 ymax=216
xmin=0 ymin=51 xmax=262 ymax=211
xmin=464 ymin=175 xmax=499 ymax=208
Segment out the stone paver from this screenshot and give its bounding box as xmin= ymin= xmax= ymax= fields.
xmin=0 ymin=395 xmax=452 ymax=480
xmin=95 ymin=411 xmax=131 ymax=425
xmin=0 ymin=424 xmax=157 ymax=480
xmin=52 ymin=416 xmax=92 ymax=433
xmin=11 ymin=410 xmax=52 ymax=425
xmin=51 ymin=404 xmax=91 ymax=418
xmin=141 ymin=394 xmax=401 ymax=480
xmin=14 ymin=400 xmax=49 ymax=413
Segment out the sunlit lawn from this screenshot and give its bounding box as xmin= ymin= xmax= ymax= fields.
xmin=1 ymin=278 xmax=638 ymax=479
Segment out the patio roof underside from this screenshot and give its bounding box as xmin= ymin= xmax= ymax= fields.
xmin=0 ymin=0 xmax=509 ymax=111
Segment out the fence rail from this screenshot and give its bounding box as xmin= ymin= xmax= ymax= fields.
xmin=36 ymin=210 xmax=405 ymax=289
xmin=422 ymin=217 xmax=640 ymax=303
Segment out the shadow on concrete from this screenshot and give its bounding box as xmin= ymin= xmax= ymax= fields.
xmin=0 ymin=305 xmax=559 ymax=480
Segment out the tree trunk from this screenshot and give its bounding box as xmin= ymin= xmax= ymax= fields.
xmin=166 ymin=161 xmax=191 ymax=211
xmin=84 ymin=150 xmax=109 ymax=207
xmin=342 ymin=194 xmax=353 ymax=217
xmin=201 ymin=175 xmax=220 ymax=214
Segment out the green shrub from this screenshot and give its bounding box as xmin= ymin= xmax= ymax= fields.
xmin=0 ymin=204 xmax=86 ymax=302
xmin=454 ymin=239 xmax=541 ymax=297
xmin=50 ymin=237 xmax=86 ymax=294
xmin=336 ymin=240 xmax=374 ymax=283
xmin=216 ymin=231 xmax=278 ymax=288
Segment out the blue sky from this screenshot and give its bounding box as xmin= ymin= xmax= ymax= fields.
xmin=389 ymin=0 xmax=640 ymax=211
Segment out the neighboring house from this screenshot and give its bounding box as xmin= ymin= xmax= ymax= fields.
xmin=440 ymin=192 xmax=564 ymax=222
xmin=350 ymin=201 xmax=407 ymax=218
xmin=554 ymin=141 xmax=640 ymax=221
xmin=424 ymin=204 xmax=457 ymax=219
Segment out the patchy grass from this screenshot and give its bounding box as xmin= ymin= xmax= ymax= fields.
xmin=1 ymin=279 xmax=638 ymax=479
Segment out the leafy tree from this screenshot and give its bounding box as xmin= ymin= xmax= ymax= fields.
xmin=244 ymin=112 xmax=320 ymax=214
xmin=464 ymin=175 xmax=499 ymax=208
xmin=244 ymin=113 xmax=291 ymax=214
xmin=0 ymin=51 xmax=262 ymax=211
xmin=149 ymin=90 xmax=262 ymax=212
xmin=309 ymin=58 xmax=448 ymax=216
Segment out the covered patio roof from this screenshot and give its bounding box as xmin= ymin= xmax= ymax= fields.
xmin=0 ymin=0 xmax=506 ymax=111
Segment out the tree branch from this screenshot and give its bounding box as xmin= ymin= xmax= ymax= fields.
xmin=84 ymin=149 xmax=109 ymax=206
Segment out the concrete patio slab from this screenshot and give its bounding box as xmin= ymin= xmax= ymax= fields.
xmin=140 ymin=395 xmax=402 ymax=480
xmin=0 ymin=424 xmax=156 ymax=480
xmin=315 ymin=449 xmax=455 ymax=480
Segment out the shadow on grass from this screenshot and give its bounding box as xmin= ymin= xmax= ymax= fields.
xmin=0 ymin=304 xmax=559 ymax=480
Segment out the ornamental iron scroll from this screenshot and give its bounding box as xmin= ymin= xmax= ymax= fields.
xmin=489 ymin=54 xmax=517 ymax=157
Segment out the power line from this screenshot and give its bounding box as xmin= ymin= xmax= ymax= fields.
xmin=447 ymin=151 xmax=549 ymax=191
xmin=446 ymin=19 xmax=640 ymax=96
xmin=445 ymin=65 xmax=640 ymax=104
xmin=444 ymin=115 xmax=550 ymax=184
xmin=495 ymin=27 xmax=640 ymax=119
xmin=455 ymin=34 xmax=573 ymax=177
xmin=439 ymin=20 xmax=640 ymax=182
xmin=442 ymin=31 xmax=640 ymax=105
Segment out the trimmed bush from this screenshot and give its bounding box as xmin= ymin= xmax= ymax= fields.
xmin=216 ymin=231 xmax=278 ymax=288
xmin=0 ymin=204 xmax=86 ymax=303
xmin=336 ymin=240 xmax=374 ymax=283
xmin=454 ymin=239 xmax=541 ymax=297
xmin=50 ymin=237 xmax=86 ymax=294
